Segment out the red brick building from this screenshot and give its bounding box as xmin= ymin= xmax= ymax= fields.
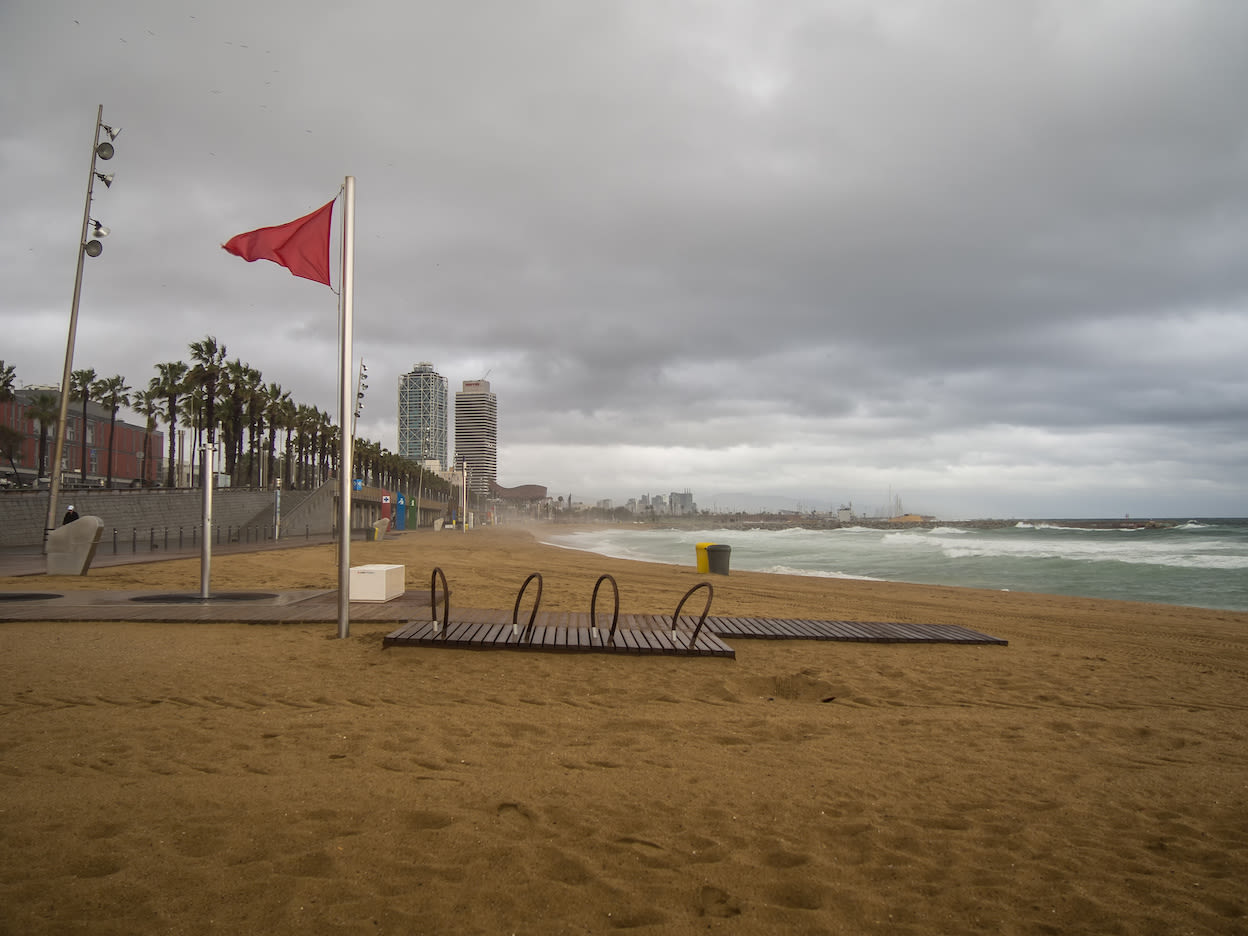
xmin=0 ymin=388 xmax=163 ymax=487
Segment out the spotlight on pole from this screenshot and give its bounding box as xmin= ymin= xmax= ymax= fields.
xmin=45 ymin=104 xmax=120 ymax=555
xmin=352 ymin=359 xmax=367 ymax=432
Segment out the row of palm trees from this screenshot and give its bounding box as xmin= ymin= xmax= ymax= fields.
xmin=1 ymin=345 xmax=454 ymax=504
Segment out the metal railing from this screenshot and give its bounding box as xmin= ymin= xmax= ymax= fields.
xmin=110 ymin=524 xmax=314 ymax=555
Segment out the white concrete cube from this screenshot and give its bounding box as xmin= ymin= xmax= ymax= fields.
xmin=349 ymin=563 xmax=405 ymax=602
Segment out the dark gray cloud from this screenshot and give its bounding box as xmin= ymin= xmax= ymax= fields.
xmin=3 ymin=0 xmax=1246 ymax=518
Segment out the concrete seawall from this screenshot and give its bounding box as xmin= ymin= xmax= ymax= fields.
xmin=0 ymin=480 xmax=450 ymax=548
xmin=0 ymin=487 xmax=320 ymax=549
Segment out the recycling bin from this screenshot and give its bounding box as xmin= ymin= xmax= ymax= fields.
xmin=696 ymin=542 xmax=715 ymax=573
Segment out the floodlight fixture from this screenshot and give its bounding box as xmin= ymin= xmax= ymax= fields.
xmin=46 ymin=105 xmax=121 ymax=551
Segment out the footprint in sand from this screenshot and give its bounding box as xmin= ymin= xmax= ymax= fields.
xmin=496 ymin=802 xmax=537 ymax=830
xmin=695 ymin=885 xmax=742 ymax=918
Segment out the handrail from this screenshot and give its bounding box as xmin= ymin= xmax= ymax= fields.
xmin=430 ymin=566 xmax=450 ymax=636
xmin=670 ymin=581 xmax=713 ymax=648
xmin=590 ymin=574 xmax=619 ymax=645
xmin=512 ymin=572 xmax=543 ymax=643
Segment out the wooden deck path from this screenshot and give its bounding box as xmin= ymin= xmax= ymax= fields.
xmin=381 ymin=609 xmax=1007 ymax=657
xmin=706 ymin=615 xmax=1007 ymax=645
xmin=382 ymin=612 xmax=738 ymax=657
xmin=0 ymin=589 xmax=1008 ymax=656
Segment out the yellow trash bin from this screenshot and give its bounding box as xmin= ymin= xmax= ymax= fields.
xmin=696 ymin=542 xmax=715 ymax=573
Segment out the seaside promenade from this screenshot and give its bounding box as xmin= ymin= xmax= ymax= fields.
xmin=0 ymin=531 xmax=341 ymax=578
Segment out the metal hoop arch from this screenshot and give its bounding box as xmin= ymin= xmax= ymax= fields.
xmin=429 ymin=566 xmax=450 ymax=636
xmin=590 ymin=574 xmax=620 ymax=645
xmin=512 ymin=572 xmax=544 ymax=643
xmin=671 ymin=581 xmax=714 ymax=647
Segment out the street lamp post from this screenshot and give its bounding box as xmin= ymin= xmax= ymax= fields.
xmin=44 ymin=105 xmax=119 ymax=552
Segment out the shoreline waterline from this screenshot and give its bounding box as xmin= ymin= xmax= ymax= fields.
xmin=539 ymin=519 xmax=1248 ymax=613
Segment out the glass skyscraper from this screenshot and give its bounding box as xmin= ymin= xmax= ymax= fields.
xmin=398 ymin=362 xmax=448 ymax=470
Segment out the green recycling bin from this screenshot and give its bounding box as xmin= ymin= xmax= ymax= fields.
xmin=706 ymin=543 xmax=731 ymax=575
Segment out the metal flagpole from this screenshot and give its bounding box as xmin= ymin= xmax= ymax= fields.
xmin=337 ymin=177 xmax=355 ymax=638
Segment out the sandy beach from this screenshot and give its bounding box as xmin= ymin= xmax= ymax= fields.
xmin=1 ymin=525 xmax=1245 ymax=935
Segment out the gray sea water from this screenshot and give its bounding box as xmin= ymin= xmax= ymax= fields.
xmin=541 ymin=519 xmax=1248 ymax=613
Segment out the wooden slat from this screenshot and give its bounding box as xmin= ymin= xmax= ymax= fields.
xmin=647 ymin=628 xmax=677 ymax=654
xmin=787 ymin=618 xmax=824 ymax=640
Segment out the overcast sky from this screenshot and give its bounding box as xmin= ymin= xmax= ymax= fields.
xmin=3 ymin=1 xmax=1246 ymax=519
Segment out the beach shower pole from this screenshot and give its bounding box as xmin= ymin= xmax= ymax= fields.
xmin=199 ymin=441 xmax=214 ymax=599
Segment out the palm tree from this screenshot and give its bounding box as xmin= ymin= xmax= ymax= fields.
xmin=292 ymin=404 xmax=313 ymax=488
xmin=293 ymin=404 xmax=326 ymax=489
xmin=354 ymin=437 xmax=379 ymax=487
xmin=70 ymin=367 xmax=96 ymax=482
xmin=152 ymin=361 xmax=188 ymax=487
xmin=96 ymin=374 xmax=130 ymax=489
xmin=134 ymin=387 xmax=162 ymax=486
xmin=317 ymin=410 xmax=335 ymax=484
xmin=1 ymin=361 xmax=19 ymax=483
xmin=279 ymin=396 xmax=298 ymax=489
xmin=0 ymin=360 xmax=15 ymax=402
xmin=188 ymin=335 xmax=227 ymax=485
xmin=178 ymin=389 xmax=203 ymax=481
xmin=263 ymin=383 xmax=291 ymax=490
xmin=26 ymin=392 xmax=59 ymax=481
xmin=219 ymin=358 xmax=260 ymax=484
xmin=0 ymin=425 xmax=24 ymax=485
xmin=244 ymin=376 xmax=268 ymax=487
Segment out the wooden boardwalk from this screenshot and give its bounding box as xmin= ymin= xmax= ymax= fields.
xmin=706 ymin=615 xmax=1006 ymax=644
xmin=0 ymin=589 xmax=1008 ymax=657
xmin=382 ymin=609 xmax=1006 ymax=657
xmin=382 ymin=612 xmax=738 ymax=657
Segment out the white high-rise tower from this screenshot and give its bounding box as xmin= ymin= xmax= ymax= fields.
xmin=454 ymin=379 xmax=497 ymax=496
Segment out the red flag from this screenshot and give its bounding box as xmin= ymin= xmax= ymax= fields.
xmin=222 ymin=199 xmax=335 ymax=286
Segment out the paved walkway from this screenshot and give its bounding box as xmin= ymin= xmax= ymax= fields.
xmin=0 ymin=532 xmax=346 ymax=578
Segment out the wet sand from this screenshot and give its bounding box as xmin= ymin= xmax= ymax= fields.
xmin=2 ymin=526 xmax=1246 ymax=934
